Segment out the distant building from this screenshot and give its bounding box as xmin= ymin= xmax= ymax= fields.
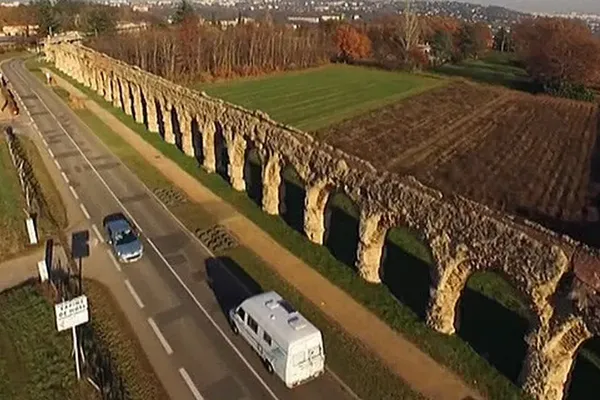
xmin=1 ymin=25 xmax=38 ymax=37
xmin=218 ymin=17 xmax=255 ymax=28
xmin=288 ymin=16 xmax=320 ymax=24
xmin=116 ymin=22 xmax=150 ymax=32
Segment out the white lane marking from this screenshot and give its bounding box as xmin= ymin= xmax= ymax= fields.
xmin=179 ymin=368 xmax=205 ymax=400
xmin=148 ymin=317 xmax=172 ymax=355
xmin=54 ymin=158 xmax=61 ymax=170
xmin=12 ymin=64 xmax=281 ymax=400
xmin=48 ymin=147 xmax=54 ymax=158
xmin=42 ymin=137 xmax=48 ymax=146
xmin=124 ymin=279 xmax=144 ymax=309
xmin=69 ymin=185 xmax=79 ymax=199
xmin=91 ymin=224 xmax=104 ymax=243
xmin=107 ymin=249 xmax=122 ymax=272
xmin=61 ymin=171 xmax=69 ymax=183
xmin=79 ymin=203 xmax=90 ymax=219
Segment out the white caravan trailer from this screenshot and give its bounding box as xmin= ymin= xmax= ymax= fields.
xmin=229 ymin=291 xmax=325 ymax=388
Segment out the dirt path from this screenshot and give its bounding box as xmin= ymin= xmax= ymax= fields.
xmin=49 ymin=69 xmax=484 ymax=400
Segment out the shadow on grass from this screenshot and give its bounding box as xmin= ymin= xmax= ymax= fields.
xmin=243 ymin=149 xmax=262 ymax=207
xmin=280 ymin=166 xmax=305 ymax=234
xmin=155 ymin=99 xmax=165 ymax=140
xmin=324 ymin=194 xmax=359 ymax=270
xmin=381 ymin=240 xmax=432 ymax=319
xmin=205 ymin=256 xmax=262 ymax=318
xmin=171 ymin=107 xmax=182 ymax=152
xmin=434 ymin=57 xmax=539 ymax=93
xmin=566 ymin=337 xmax=600 ymax=400
xmin=457 ymin=283 xmax=529 ymax=384
xmin=214 ymin=122 xmax=229 ymax=181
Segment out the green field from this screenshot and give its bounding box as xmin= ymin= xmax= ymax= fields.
xmin=0 ymin=283 xmax=93 ymax=400
xmin=435 ymin=51 xmax=535 ymax=92
xmin=197 ymin=64 xmax=444 ymax=131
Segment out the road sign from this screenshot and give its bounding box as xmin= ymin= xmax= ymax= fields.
xmin=55 ymin=295 xmax=89 ymax=332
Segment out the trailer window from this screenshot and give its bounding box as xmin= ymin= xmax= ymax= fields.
xmin=263 ymin=332 xmax=272 ymax=346
xmin=236 ymin=307 xmax=246 ymax=322
xmin=247 ymin=315 xmax=259 ymax=334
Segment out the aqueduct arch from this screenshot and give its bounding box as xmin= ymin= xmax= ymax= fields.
xmin=46 ymin=42 xmax=600 ymax=400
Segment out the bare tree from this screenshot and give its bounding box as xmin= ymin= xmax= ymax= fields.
xmin=400 ymin=0 xmax=421 ymax=63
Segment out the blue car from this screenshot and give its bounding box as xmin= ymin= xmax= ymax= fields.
xmin=104 ymin=215 xmax=143 ymax=263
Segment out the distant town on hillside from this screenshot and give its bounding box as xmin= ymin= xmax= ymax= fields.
xmin=0 ymin=0 xmax=599 ymax=33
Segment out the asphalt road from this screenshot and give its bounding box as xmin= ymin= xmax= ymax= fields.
xmin=2 ymin=58 xmax=356 ymax=400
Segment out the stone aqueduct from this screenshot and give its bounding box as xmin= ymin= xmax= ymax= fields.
xmin=45 ymin=42 xmax=600 ymax=400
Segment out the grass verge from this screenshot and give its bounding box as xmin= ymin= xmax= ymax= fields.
xmin=0 ymin=135 xmax=28 ymax=258
xmin=31 ymin=58 xmax=530 ymax=399
xmin=0 ymin=132 xmax=67 ymax=263
xmin=0 ymin=281 xmax=98 ymax=400
xmin=29 ymin=60 xmax=423 ymax=400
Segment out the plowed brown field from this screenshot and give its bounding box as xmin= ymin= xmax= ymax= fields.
xmin=319 ymin=82 xmax=599 ymax=242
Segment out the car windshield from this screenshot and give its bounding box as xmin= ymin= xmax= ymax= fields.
xmin=114 ymin=229 xmax=138 ymax=246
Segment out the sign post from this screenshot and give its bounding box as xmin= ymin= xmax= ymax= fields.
xmin=37 ymin=260 xmax=49 ymax=282
xmin=72 ymin=326 xmax=80 ymax=380
xmin=54 ymin=295 xmax=89 ymax=380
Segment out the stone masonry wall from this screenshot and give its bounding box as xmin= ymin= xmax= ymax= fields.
xmin=45 ymin=42 xmax=600 ymax=400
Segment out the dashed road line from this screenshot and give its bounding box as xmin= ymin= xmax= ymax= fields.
xmin=79 ymin=203 xmax=90 ymax=219
xmin=179 ymin=368 xmax=205 ymax=400
xmin=91 ymin=224 xmax=104 ymax=243
xmin=124 ymin=279 xmax=145 ymax=309
xmin=148 ymin=317 xmax=173 ymax=355
xmin=69 ymin=185 xmax=79 ymax=200
xmin=107 ymin=249 xmax=121 ymax=272
xmin=54 ymin=158 xmax=61 ymax=170
xmin=61 ymin=171 xmax=69 ymax=183
xmin=48 ymin=147 xmax=54 ymax=158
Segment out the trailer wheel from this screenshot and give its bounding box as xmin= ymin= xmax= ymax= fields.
xmin=265 ymin=360 xmax=274 ymax=374
xmin=231 ymin=323 xmax=239 ymax=335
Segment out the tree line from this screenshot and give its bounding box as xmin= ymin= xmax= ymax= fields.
xmin=333 ymin=10 xmax=600 ymax=100
xmin=88 ymin=18 xmax=333 ymax=83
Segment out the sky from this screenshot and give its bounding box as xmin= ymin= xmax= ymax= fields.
xmin=452 ymin=0 xmax=600 ymax=14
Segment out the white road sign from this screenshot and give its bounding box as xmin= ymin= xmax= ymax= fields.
xmin=55 ymin=295 xmax=89 ymax=332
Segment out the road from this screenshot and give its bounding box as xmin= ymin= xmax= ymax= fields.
xmin=2 ymin=58 xmax=356 ymax=400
